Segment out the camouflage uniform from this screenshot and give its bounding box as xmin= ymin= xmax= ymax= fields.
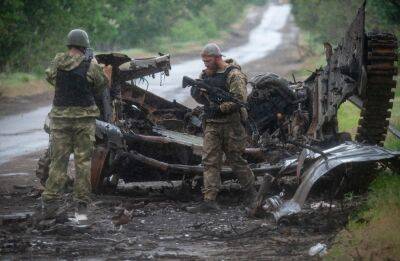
xmin=41 ymin=52 xmax=108 ymax=204
xmin=200 ymin=60 xmax=255 ymax=201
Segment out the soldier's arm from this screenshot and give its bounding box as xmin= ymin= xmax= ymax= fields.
xmin=87 ymin=62 xmax=109 ymax=96
xmin=45 ymin=53 xmax=63 ymax=86
xmin=219 ymin=69 xmax=247 ymax=113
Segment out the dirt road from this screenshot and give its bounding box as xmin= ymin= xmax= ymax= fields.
xmin=0 ymin=2 xmax=351 ymax=260
xmin=1 ymin=182 xmax=357 ymax=259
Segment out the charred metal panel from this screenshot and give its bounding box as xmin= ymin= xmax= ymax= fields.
xmin=305 ymin=4 xmax=365 ymax=139
xmin=270 ymin=142 xmax=400 ymax=221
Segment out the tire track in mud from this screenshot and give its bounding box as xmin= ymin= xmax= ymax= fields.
xmin=0 ymin=186 xmax=361 ymax=259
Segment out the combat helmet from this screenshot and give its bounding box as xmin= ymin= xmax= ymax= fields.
xmin=67 ymin=29 xmax=90 ymax=48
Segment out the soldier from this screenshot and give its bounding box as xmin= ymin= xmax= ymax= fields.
xmin=40 ymin=29 xmax=111 ymax=218
xmin=186 ymin=43 xmax=257 ymax=213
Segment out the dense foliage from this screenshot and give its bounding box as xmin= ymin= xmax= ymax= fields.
xmin=0 ymin=0 xmax=265 ymax=72
xmin=291 ymin=0 xmax=400 ymax=44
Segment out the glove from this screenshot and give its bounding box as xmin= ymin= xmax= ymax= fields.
xmin=204 ymin=104 xmax=221 ymax=118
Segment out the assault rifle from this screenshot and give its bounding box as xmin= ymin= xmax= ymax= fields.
xmin=182 ymin=76 xmax=249 ymax=109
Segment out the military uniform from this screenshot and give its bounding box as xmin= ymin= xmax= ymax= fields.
xmin=199 ymin=59 xmax=255 ymax=201
xmin=41 ymin=52 xmax=108 ymax=204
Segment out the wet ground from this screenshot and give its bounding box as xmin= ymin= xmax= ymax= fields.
xmin=0 ymin=107 xmax=51 ymax=164
xmin=0 ymin=180 xmax=360 ymax=260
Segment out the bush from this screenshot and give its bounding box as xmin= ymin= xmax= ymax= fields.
xmin=1 ymin=0 xmax=267 ymax=73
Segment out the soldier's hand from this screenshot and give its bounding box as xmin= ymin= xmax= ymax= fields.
xmin=204 ymin=104 xmax=221 ymax=118
xmin=103 ymin=65 xmax=112 ymax=86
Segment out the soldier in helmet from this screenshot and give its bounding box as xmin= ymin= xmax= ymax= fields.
xmin=186 ymin=43 xmax=257 ymax=213
xmin=40 ymin=29 xmax=111 ymax=218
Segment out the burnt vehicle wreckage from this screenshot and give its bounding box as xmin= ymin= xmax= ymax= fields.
xmin=36 ymin=4 xmax=399 ymax=220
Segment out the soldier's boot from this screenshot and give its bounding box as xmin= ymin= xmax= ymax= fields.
xmin=42 ymin=201 xmax=60 ymax=219
xmin=185 ymin=200 xmax=220 ymax=213
xmin=33 ymin=200 xmax=68 ymax=224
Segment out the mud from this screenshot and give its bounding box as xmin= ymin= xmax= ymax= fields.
xmin=0 ymin=152 xmax=360 ymax=259
xmin=0 ymin=92 xmax=53 ymax=119
xmin=0 ymin=174 xmax=360 ymax=259
xmin=0 ymin=122 xmax=362 ymax=260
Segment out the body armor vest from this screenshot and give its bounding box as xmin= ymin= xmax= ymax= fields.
xmin=202 ymin=66 xmax=239 ymax=119
xmin=53 ymin=60 xmax=95 ymax=107
xmin=202 ymin=66 xmax=236 ymax=92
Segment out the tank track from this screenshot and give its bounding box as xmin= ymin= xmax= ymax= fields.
xmin=356 ymin=32 xmax=398 ymax=146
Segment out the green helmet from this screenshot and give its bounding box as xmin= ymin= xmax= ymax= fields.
xmin=67 ymin=29 xmax=90 ymax=48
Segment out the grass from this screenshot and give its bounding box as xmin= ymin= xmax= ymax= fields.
xmin=326 ymin=172 xmax=400 ymax=260
xmin=119 ymin=5 xmax=253 ymax=59
xmin=337 ymin=102 xmax=361 ymax=138
xmin=385 ymin=81 xmax=400 ymax=150
xmin=0 ymin=72 xmax=52 ymax=98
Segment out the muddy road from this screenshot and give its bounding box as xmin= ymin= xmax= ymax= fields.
xmin=0 ymin=2 xmax=348 ymax=260
xmin=1 ymin=184 xmax=359 ymax=259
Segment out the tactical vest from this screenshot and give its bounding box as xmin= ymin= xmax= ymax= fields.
xmin=202 ymin=66 xmax=242 ymax=120
xmin=53 ymin=60 xmax=95 ymax=107
xmin=201 ymin=66 xmax=236 ymax=92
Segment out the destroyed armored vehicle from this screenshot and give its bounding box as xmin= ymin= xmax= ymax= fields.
xmin=37 ymin=4 xmax=399 ymax=216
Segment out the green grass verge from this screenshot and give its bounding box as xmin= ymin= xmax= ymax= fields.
xmin=385 ymin=81 xmax=400 ymax=150
xmin=326 ymin=172 xmax=400 ymax=260
xmin=0 ymin=72 xmax=51 ymax=98
xmin=0 ymin=72 xmax=41 ymax=87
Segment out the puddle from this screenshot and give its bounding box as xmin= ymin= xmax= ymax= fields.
xmin=0 ymin=172 xmax=31 ymax=177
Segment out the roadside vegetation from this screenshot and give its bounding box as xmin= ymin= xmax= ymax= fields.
xmin=290 ymin=1 xmax=400 ymax=259
xmin=0 ymin=0 xmax=265 ymax=98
